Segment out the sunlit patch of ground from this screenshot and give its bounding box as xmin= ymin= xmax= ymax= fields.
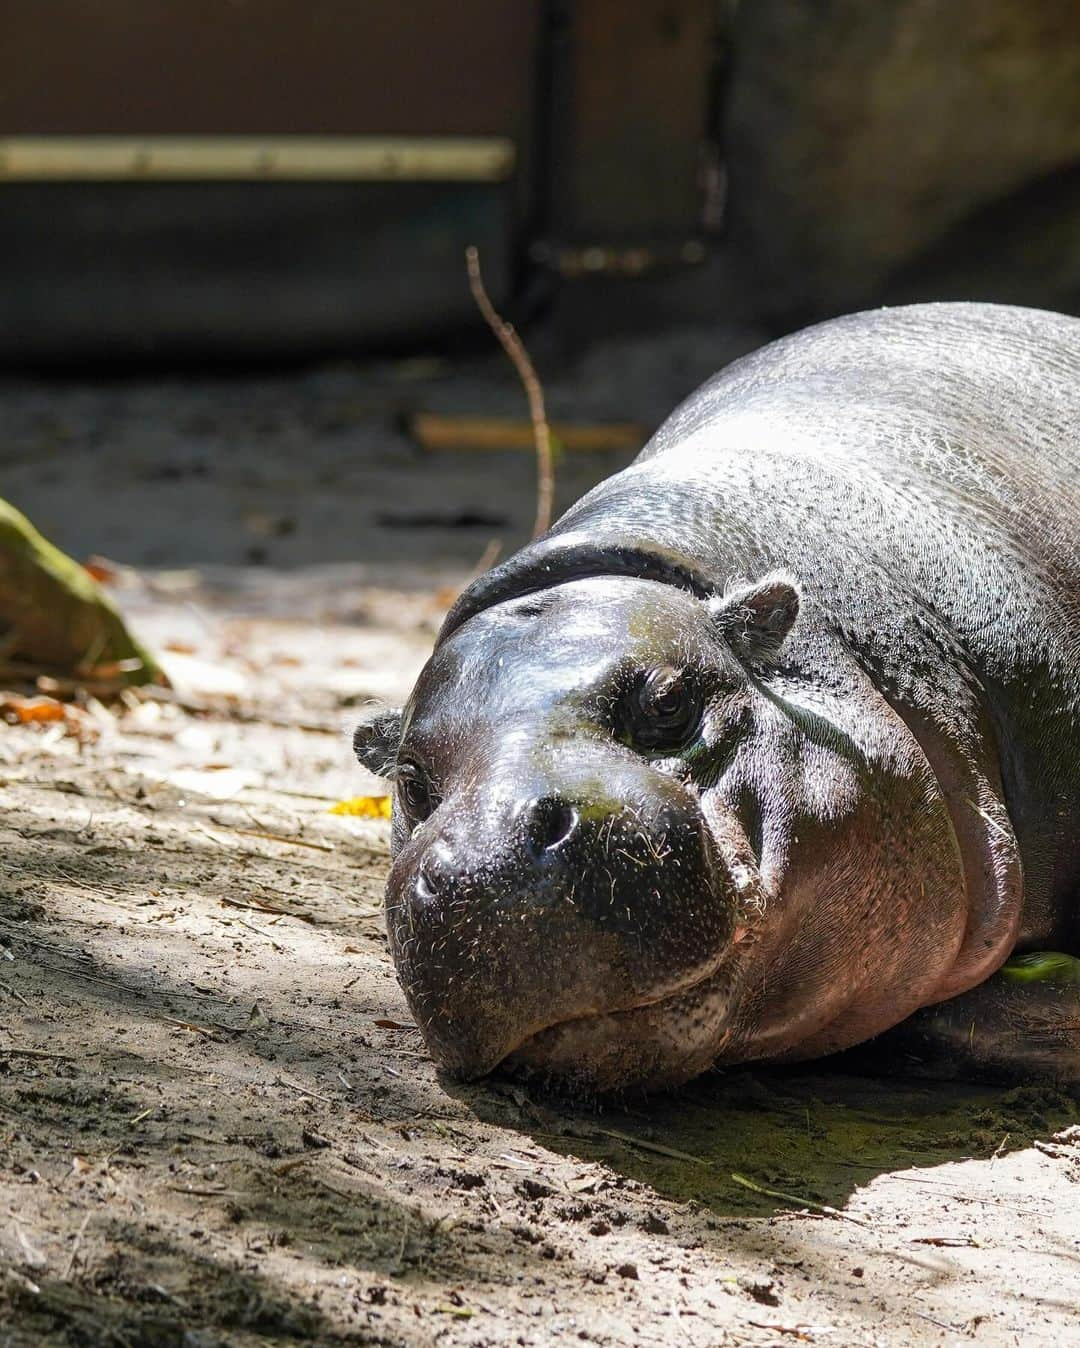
xmin=1 ymin=573 xmax=1077 ymax=1347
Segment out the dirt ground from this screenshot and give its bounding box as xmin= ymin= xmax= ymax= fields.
xmin=1 ymin=342 xmax=1078 ymax=1346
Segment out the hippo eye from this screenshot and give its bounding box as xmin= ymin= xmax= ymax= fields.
xmin=396 ymin=762 xmax=436 ymax=820
xmin=623 ymin=666 xmax=701 ymax=752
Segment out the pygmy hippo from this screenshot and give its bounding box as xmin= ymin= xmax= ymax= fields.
xmin=355 ymin=302 xmax=1079 ymax=1093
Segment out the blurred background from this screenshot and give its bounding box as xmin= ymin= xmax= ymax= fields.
xmin=2 ymin=0 xmax=1079 ymax=576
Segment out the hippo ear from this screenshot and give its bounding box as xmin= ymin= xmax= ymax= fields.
xmin=352 ymin=707 xmax=403 ymax=777
xmin=708 ymin=573 xmax=800 ymax=665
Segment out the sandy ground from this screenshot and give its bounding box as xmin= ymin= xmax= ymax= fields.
xmin=1 ymin=341 xmax=1079 ymax=1346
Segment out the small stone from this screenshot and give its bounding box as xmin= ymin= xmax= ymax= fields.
xmin=737 ymin=1274 xmax=779 ymax=1306
xmin=452 ymin=1170 xmax=485 ymax=1190
xmin=520 ymin=1178 xmax=552 ymax=1200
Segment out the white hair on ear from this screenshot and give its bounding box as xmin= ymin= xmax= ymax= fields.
xmin=353 ymin=706 xmax=403 ymax=778
xmin=708 ymin=571 xmax=801 ymax=665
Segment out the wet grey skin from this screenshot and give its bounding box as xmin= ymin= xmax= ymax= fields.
xmin=355 ymin=302 xmax=1080 ymax=1094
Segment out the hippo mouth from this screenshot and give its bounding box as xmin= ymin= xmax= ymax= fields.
xmin=397 ymin=883 xmax=743 ymax=1092
xmin=492 ymin=961 xmax=740 ymax=1095
xmin=387 ymin=747 xmax=750 ymax=1092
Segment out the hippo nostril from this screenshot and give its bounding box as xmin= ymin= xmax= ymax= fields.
xmin=415 ymin=845 xmax=453 ymax=905
xmin=415 ymin=862 xmax=438 ymax=904
xmin=522 ymin=796 xmax=579 ymax=859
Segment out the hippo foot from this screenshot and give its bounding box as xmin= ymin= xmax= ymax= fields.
xmin=832 ymin=957 xmax=1080 ymax=1092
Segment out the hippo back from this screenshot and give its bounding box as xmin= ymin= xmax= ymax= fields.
xmin=636 ymin=302 xmax=1079 ymax=604
xmin=564 ymin=303 xmax=1080 ymax=687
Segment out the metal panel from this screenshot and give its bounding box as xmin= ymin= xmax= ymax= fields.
xmin=0 ymin=136 xmax=515 ymax=182
xmin=0 ymin=182 xmax=513 ymax=361
xmin=0 ymin=2 xmax=538 ymax=139
xmin=545 ymin=0 xmax=715 ymax=245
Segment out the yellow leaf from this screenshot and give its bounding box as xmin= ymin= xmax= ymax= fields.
xmin=328 ymin=795 xmax=392 ymax=819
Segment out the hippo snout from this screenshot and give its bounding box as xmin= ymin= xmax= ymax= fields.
xmin=385 ymin=760 xmax=739 ymax=1084
xmin=405 ymin=791 xmax=584 ymax=936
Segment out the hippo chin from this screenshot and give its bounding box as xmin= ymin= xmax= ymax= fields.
xmin=356 ymin=302 xmax=1080 ymax=1094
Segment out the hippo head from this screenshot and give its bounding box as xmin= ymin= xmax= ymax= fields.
xmin=354 ymin=546 xmax=965 ymax=1094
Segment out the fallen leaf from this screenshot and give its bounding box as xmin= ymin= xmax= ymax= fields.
xmin=1 ymin=695 xmax=66 ymax=725
xmin=747 ymin=1322 xmax=836 ymax=1341
xmin=373 ymin=1019 xmax=416 ymax=1031
xmin=84 ymin=657 xmax=145 ymax=679
xmin=329 ymin=795 xmax=392 ymax=819
xmin=83 ymin=556 xmax=117 ymax=583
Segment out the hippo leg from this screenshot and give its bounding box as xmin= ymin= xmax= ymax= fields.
xmin=839 ymin=955 xmax=1080 ymax=1090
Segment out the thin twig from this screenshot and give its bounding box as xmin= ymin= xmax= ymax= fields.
xmin=166 ymin=1185 xmax=237 ymax=1198
xmin=226 ymin=826 xmax=335 ymax=853
xmin=232 ymin=916 xmax=287 ymax=953
xmin=140 ymin=685 xmax=342 ymax=734
xmin=466 ymin=246 xmax=554 ymax=537
xmin=890 ymin=1174 xmax=1050 ymax=1214
xmin=468 ymin=538 xmax=503 ymax=582
xmin=162 ymin=1017 xmax=242 ymax=1039
xmin=0 ymin=1046 xmax=75 ymax=1060
xmin=591 ymin=1125 xmax=709 ymax=1166
xmin=24 ymin=961 xmax=145 ymax=998
xmin=912 ymin=1310 xmax=960 ymax=1333
xmin=242 ymin=784 xmax=341 ymax=803
xmin=63 ymin=1212 xmax=92 ymax=1280
xmin=536 ymin=1125 xmax=707 ymax=1167
xmin=730 ymin=1171 xmax=871 ymax=1227
xmin=275 ymin=1075 xmax=334 ymax=1104
xmin=219 ymin=894 xmax=314 ymax=923
xmin=0 ymin=979 xmax=30 ymax=1007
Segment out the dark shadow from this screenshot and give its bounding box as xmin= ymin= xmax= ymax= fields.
xmin=4 ymin=807 xmax=1075 ymax=1225
xmin=4 ymin=798 xmax=1079 ymax=1344
xmin=883 ymin=161 xmax=1080 ymax=314
xmin=453 ymin=1065 xmax=1076 ymax=1220
xmin=8 ymin=1249 xmax=337 ymax=1347
xmin=0 ymin=798 xmax=446 ymax=1118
